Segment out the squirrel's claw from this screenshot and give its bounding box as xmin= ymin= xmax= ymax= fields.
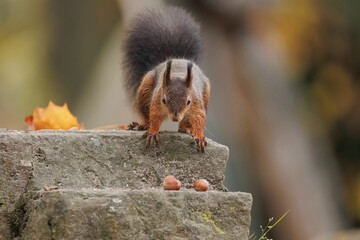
xmin=145 ymin=131 xmax=159 ymax=147
xmin=192 ymin=136 xmax=207 ymax=153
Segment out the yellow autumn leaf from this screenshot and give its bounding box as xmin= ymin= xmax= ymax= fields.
xmin=25 ymin=101 xmax=83 ymax=130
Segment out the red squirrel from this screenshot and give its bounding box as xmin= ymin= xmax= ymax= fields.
xmin=123 ymin=7 xmax=210 ymax=152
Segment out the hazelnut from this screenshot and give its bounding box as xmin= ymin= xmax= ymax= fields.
xmin=163 ymin=175 xmax=181 ymax=190
xmin=194 ymin=179 xmax=209 ymax=191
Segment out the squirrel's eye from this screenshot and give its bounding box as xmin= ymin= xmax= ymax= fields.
xmin=187 ymin=100 xmax=191 ymax=106
xmin=162 ymin=98 xmax=166 ymax=105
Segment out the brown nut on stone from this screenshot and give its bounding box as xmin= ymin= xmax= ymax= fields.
xmin=163 ymin=175 xmax=181 ymax=190
xmin=194 ymin=179 xmax=209 ymax=191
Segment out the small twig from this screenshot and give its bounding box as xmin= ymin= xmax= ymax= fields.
xmin=43 ymin=186 xmax=60 ymax=191
xmin=259 ymin=211 xmax=290 ymax=240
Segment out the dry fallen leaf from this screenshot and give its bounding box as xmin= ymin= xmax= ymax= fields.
xmin=25 ymin=101 xmax=83 ymax=130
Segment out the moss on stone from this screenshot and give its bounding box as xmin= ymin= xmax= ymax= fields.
xmin=203 ymin=211 xmax=225 ymax=235
xmin=6 ymin=196 xmax=28 ymax=238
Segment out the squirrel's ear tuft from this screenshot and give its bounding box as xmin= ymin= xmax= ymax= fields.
xmin=186 ymin=62 xmax=193 ymax=88
xmin=163 ymin=60 xmax=172 ymax=87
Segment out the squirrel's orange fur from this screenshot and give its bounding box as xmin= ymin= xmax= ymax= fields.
xmin=123 ymin=7 xmax=210 ymax=152
xmin=135 ymin=60 xmax=210 ymax=152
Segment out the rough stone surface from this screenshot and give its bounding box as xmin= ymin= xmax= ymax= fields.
xmin=22 ymin=189 xmax=252 ymax=240
xmin=0 ymin=129 xmax=252 ymax=240
xmin=0 ymin=133 xmax=33 ymax=239
xmin=0 ymin=129 xmax=228 ymax=191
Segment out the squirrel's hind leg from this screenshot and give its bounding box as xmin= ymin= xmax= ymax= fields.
xmin=178 ymin=118 xmax=192 ymax=134
xmin=127 ymin=121 xmax=148 ymax=131
xmin=131 ymin=71 xmax=155 ymax=131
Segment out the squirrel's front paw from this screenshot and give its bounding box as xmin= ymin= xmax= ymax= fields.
xmin=144 ymin=131 xmax=160 ymax=147
xmin=192 ymin=135 xmax=207 ymax=153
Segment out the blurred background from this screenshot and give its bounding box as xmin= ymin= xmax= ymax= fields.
xmin=0 ymin=0 xmax=359 ymax=239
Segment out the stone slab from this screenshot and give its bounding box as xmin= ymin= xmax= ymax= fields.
xmin=0 ymin=129 xmax=230 ymax=239
xmin=21 ymin=189 xmax=252 ymax=240
xmin=0 ymin=129 xmax=229 ymax=191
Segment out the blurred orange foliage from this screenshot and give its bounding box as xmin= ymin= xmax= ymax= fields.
xmin=25 ymin=101 xmax=83 ymax=130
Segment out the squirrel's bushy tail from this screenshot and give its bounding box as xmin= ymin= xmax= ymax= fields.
xmin=123 ymin=7 xmax=202 ymax=99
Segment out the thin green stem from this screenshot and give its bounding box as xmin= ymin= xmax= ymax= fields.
xmin=259 ymin=211 xmax=290 ymax=240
